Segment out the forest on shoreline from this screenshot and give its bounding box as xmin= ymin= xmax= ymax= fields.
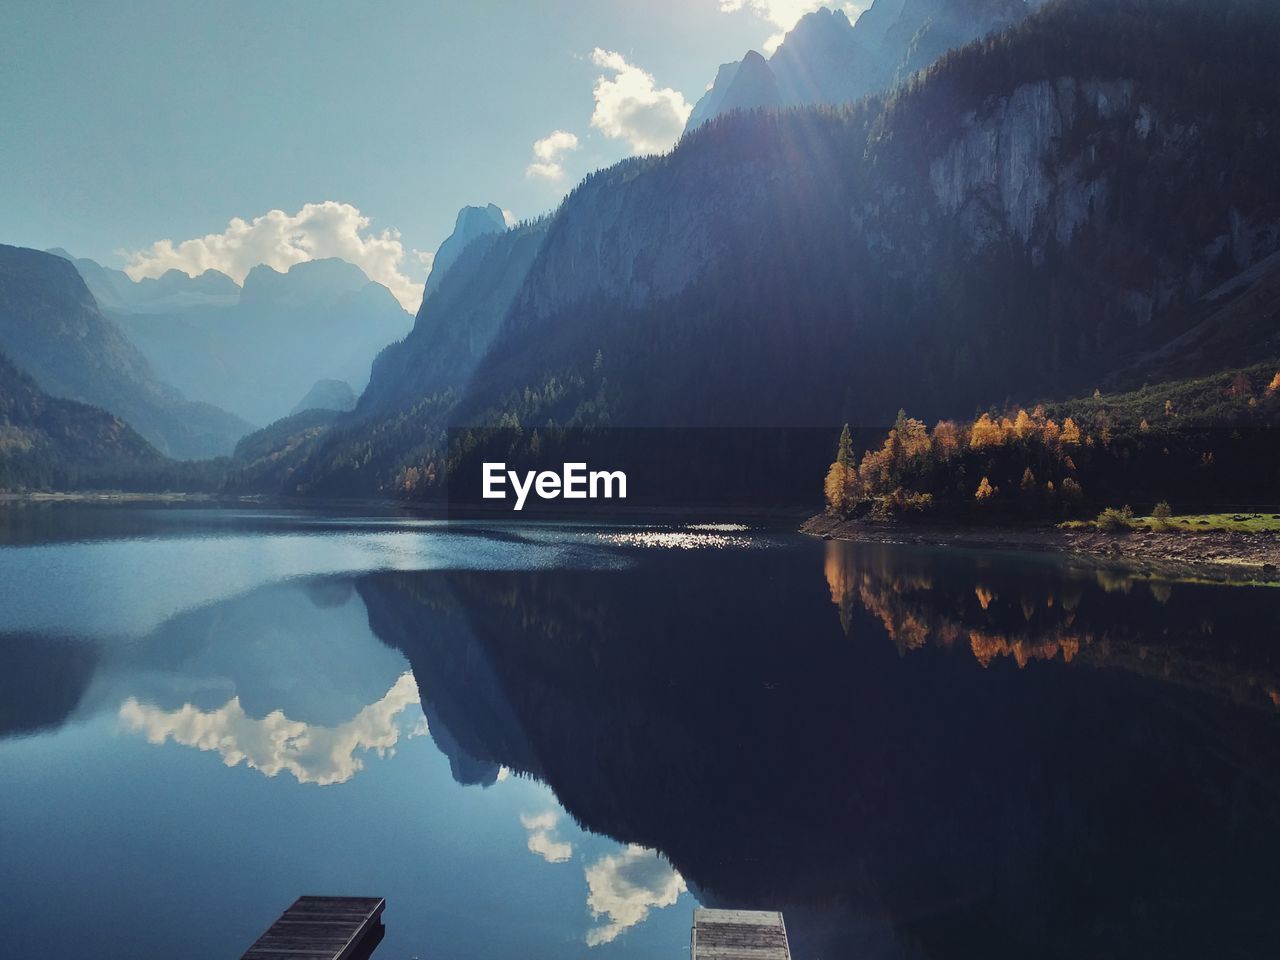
xmin=822 ymin=361 xmax=1280 ymax=525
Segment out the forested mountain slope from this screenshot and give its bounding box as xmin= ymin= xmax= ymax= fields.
xmin=0 ymin=352 xmax=166 ymax=490
xmin=246 ymin=0 xmax=1280 ymax=498
xmin=0 ymin=246 xmax=250 ymax=458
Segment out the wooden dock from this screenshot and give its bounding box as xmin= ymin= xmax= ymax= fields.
xmin=692 ymin=908 xmax=792 ymax=960
xmin=241 ymin=896 xmax=386 ymax=960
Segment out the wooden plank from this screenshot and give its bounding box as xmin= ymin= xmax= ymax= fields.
xmin=695 ymin=909 xmax=784 ymax=926
xmin=692 ymin=908 xmax=791 ymax=960
xmin=242 ymin=896 xmax=385 ymax=960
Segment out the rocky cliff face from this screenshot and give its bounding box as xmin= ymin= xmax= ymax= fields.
xmin=928 ymin=77 xmax=1135 ymax=248
xmin=423 ymin=203 xmax=509 ymax=300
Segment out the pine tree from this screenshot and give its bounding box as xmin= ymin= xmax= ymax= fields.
xmin=836 ymin=423 xmax=855 ymax=468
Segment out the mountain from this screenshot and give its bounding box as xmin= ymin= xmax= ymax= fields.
xmin=355 ymin=561 xmax=1280 ymax=956
xmin=358 ymin=214 xmax=547 ymax=416
xmin=685 ymin=51 xmax=782 ymax=131
xmin=0 ymin=350 xmax=166 ymax=490
xmin=103 ymin=257 xmax=412 ymax=425
xmin=423 ymin=204 xmax=509 ymax=301
xmin=239 ymin=257 xmax=370 ymax=308
xmin=686 ymin=0 xmax=1027 ymax=131
xmin=239 ymin=0 xmax=1280 ymax=498
xmin=291 ymin=378 xmax=356 ymax=415
xmin=0 ymin=245 xmax=251 ymax=459
xmin=47 ymin=249 xmax=238 ymax=313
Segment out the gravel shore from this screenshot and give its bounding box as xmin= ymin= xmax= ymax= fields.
xmin=801 ymin=514 xmax=1280 ymax=582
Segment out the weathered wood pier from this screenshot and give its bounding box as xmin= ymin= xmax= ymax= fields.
xmin=692 ymin=908 xmax=792 ymax=960
xmin=240 ymin=896 xmax=386 ymax=960
xmin=241 ymin=898 xmax=787 ymax=959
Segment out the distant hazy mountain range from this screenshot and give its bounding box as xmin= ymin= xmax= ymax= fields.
xmin=0 ymin=200 xmax=498 ymax=485
xmin=291 ymin=378 xmax=357 ymax=416
xmin=49 ymin=251 xmax=413 ymax=427
xmin=686 ymin=0 xmax=1029 ymax=131
xmin=0 ymin=245 xmax=250 ymax=459
xmin=45 ymin=249 xmax=240 ymax=313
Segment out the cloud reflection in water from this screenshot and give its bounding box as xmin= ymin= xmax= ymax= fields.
xmin=118 ymin=672 xmax=421 ymax=785
xmin=520 ymin=810 xmax=574 ymax=863
xmin=584 ymin=844 xmax=686 ymax=946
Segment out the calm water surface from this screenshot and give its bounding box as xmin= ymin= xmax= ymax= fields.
xmin=1 ymin=504 xmax=1278 ymax=959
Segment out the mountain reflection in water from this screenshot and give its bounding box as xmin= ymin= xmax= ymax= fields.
xmin=354 ymin=540 xmax=1280 ymax=959
xmin=2 ymin=521 xmax=1279 ymax=959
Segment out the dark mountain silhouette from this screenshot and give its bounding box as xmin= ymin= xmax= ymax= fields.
xmin=0 ymin=245 xmax=250 ymax=459
xmin=355 ymin=546 xmax=1280 ymax=958
xmin=357 ymin=218 xmax=547 ymax=417
xmin=0 ymin=632 xmax=99 ymax=738
xmin=233 ymin=0 xmax=1280 ymax=498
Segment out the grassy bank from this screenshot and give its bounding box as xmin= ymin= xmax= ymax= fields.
xmin=1064 ymin=511 xmax=1280 ymax=534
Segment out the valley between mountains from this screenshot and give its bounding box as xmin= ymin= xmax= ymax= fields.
xmin=3 ymin=0 xmax=1279 ymax=556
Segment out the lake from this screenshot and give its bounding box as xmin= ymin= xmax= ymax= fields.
xmin=1 ymin=504 xmax=1278 ymax=959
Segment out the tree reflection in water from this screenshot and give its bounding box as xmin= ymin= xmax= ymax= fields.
xmin=354 ymin=540 xmax=1280 ymax=959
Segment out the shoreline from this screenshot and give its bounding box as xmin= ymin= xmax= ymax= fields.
xmin=6 ymin=492 xmax=1277 ymax=583
xmin=801 ymin=514 xmax=1280 ymax=583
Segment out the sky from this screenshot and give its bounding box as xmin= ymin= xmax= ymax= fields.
xmin=0 ymin=0 xmax=858 ymax=312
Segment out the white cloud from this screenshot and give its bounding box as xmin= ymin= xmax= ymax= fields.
xmin=590 ymin=49 xmax=691 ymax=154
xmin=520 ymin=810 xmax=574 ymax=864
xmin=525 ymin=129 xmax=581 ymax=182
xmin=584 ymin=845 xmax=686 ymax=946
xmin=719 ymin=0 xmax=868 ymax=53
xmin=123 ymin=201 xmax=427 ymax=313
xmin=118 ymin=672 xmax=421 ymax=786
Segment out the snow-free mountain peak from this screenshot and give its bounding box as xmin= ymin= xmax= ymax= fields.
xmin=686 ymin=0 xmax=1028 ymax=132
xmin=241 ymin=257 xmax=374 ymax=308
xmin=423 ymin=203 xmax=509 ymax=301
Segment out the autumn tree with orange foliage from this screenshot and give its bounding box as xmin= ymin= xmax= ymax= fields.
xmin=829 ymin=403 xmax=1096 ymax=518
xmin=932 ymin=420 xmax=962 ymax=459
xmin=821 ymin=362 xmax=1280 ymax=521
xmin=824 ymin=424 xmax=861 ymax=518
xmin=970 ymin=413 xmax=1003 ymax=450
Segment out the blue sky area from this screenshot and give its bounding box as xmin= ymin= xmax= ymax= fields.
xmin=0 ymin=0 xmax=838 ymax=309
